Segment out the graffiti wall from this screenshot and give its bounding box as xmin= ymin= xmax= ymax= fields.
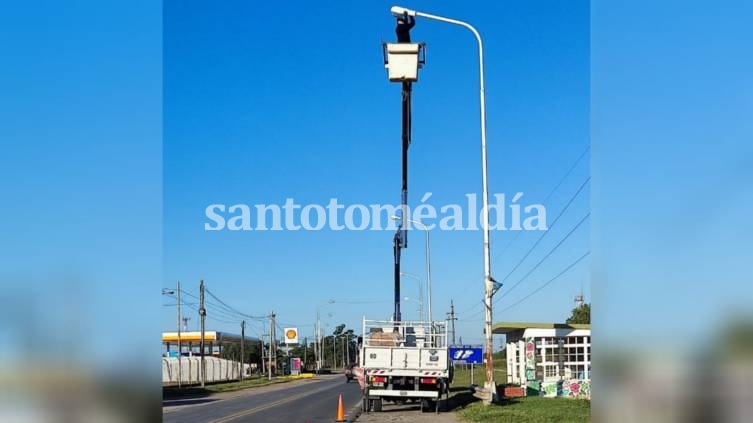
xmin=540 ymin=380 xmax=591 ymax=399
xmin=525 ymin=338 xmax=536 ymax=381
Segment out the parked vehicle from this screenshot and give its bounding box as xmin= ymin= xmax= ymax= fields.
xmin=345 ymin=363 xmax=356 ymax=383
xmin=359 ymin=319 xmax=450 ymax=413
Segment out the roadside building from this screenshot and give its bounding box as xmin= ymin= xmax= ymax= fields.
xmin=493 ymin=322 xmax=591 ymax=399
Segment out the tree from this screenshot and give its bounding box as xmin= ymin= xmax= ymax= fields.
xmin=567 ymin=303 xmax=590 ymax=324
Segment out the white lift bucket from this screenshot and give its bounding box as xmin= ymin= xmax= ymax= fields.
xmin=383 ymin=43 xmax=425 ymax=82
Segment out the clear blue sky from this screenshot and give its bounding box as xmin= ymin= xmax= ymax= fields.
xmin=163 ymin=0 xmax=590 ymax=345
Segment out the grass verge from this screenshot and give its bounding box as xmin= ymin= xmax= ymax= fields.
xmin=448 ymin=365 xmax=590 ymax=422
xmin=458 ymin=397 xmax=590 ymax=423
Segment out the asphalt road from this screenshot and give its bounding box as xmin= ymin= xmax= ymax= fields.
xmin=163 ymin=374 xmax=362 ymax=423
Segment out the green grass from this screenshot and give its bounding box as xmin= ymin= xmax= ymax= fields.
xmin=458 ymin=397 xmax=590 ymax=423
xmin=450 ymin=364 xmax=492 ymax=390
xmin=449 ymin=365 xmax=590 ymax=423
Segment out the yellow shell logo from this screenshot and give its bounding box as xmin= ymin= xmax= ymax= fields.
xmin=286 ymin=329 xmax=297 ymax=339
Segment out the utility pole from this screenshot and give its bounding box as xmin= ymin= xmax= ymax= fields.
xmin=304 ymin=337 xmax=308 ymax=369
xmin=176 ymin=281 xmax=182 ymax=388
xmin=268 ymin=312 xmax=275 ymax=380
xmin=314 ymin=316 xmax=319 ymax=373
xmin=240 ymin=320 xmax=245 ymax=382
xmin=199 ymin=279 xmax=206 ymax=388
xmin=345 ymin=334 xmax=350 ymax=366
xmin=272 ymin=313 xmax=277 ymax=375
xmin=447 ymin=299 xmax=457 ymax=346
xmin=260 ymin=337 xmax=266 ymax=374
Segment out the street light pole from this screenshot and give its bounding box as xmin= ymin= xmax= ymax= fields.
xmin=394 ymin=216 xmax=433 ymax=323
xmin=390 ymin=5 xmax=496 ymax=403
xmin=315 ymin=300 xmax=335 ymax=373
xmin=399 ymin=272 xmax=424 ymax=321
xmin=162 ymin=284 xmax=182 ymax=388
xmin=412 ymin=220 xmax=432 ymax=324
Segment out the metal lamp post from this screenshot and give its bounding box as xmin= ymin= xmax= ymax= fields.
xmin=389 ymin=5 xmax=497 ymax=403
xmin=399 ymin=272 xmax=424 ymax=321
xmin=402 ymin=296 xmax=423 ymax=320
xmin=162 ymin=284 xmax=182 ymax=388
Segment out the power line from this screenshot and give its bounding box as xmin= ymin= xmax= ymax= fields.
xmin=456 ymin=147 xmax=590 ymax=315
xmin=488 ymin=145 xmax=590 ymax=260
xmin=181 ymin=290 xmax=250 ymax=322
xmin=205 ymin=287 xmax=267 ymax=320
xmin=499 ymin=251 xmax=591 ymax=313
xmin=498 ymin=212 xmax=590 ymax=302
xmin=457 ymin=178 xmax=590 ymax=317
xmin=183 ymin=303 xmax=238 ymax=325
xmin=183 ymin=287 xmax=266 ymax=323
xmin=499 ymin=177 xmax=590 ymax=285
xmin=461 ymin=212 xmax=589 ymax=321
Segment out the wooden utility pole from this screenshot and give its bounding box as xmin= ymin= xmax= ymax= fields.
xmin=240 ymin=320 xmax=245 ymax=381
xmin=199 ymin=280 xmax=206 ymax=388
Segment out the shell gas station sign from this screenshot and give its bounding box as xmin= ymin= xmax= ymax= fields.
xmin=284 ymin=327 xmax=299 ymax=344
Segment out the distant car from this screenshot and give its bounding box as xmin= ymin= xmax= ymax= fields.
xmin=345 ymin=364 xmax=356 ymax=383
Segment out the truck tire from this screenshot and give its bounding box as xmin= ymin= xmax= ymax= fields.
xmin=373 ymin=398 xmax=383 ymax=412
xmin=420 ymin=399 xmax=431 ymax=412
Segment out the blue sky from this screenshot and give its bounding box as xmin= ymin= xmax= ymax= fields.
xmin=1 ymin=1 xmax=162 ymax=365
xmin=163 ymin=0 xmax=590 ymax=345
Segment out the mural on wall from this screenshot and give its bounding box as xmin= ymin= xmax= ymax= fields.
xmin=542 ymin=381 xmax=559 ymax=397
xmin=525 ymin=338 xmax=536 ymax=381
xmin=562 ymin=380 xmax=591 ymax=399
xmin=540 ymin=380 xmax=591 ymax=399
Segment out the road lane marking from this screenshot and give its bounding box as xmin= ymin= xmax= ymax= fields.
xmin=207 ymin=380 xmax=344 ymax=423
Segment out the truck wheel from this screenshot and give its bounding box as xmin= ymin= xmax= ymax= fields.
xmin=420 ymin=399 xmax=431 ymax=412
xmin=373 ymin=398 xmax=383 ymax=412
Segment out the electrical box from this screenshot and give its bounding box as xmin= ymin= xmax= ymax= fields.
xmin=383 ymin=43 xmax=426 ymax=82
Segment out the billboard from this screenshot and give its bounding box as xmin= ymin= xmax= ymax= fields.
xmin=449 ymin=345 xmax=483 ymax=364
xmin=284 ymin=327 xmax=299 ymax=344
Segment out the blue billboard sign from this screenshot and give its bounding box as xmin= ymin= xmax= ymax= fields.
xmin=449 ymin=345 xmax=483 ymax=364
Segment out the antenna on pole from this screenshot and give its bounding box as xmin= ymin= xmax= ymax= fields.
xmin=575 ymin=281 xmax=584 ymax=309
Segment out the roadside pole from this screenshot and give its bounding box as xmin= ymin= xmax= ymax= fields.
xmin=199 ymin=279 xmax=206 ymax=388
xmin=176 ymin=281 xmax=182 ymax=388
xmin=268 ymin=312 xmax=274 ymax=380
xmin=240 ymin=320 xmax=245 ymax=382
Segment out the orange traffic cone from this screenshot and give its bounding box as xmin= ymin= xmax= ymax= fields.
xmin=336 ymin=393 xmax=346 ymax=422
